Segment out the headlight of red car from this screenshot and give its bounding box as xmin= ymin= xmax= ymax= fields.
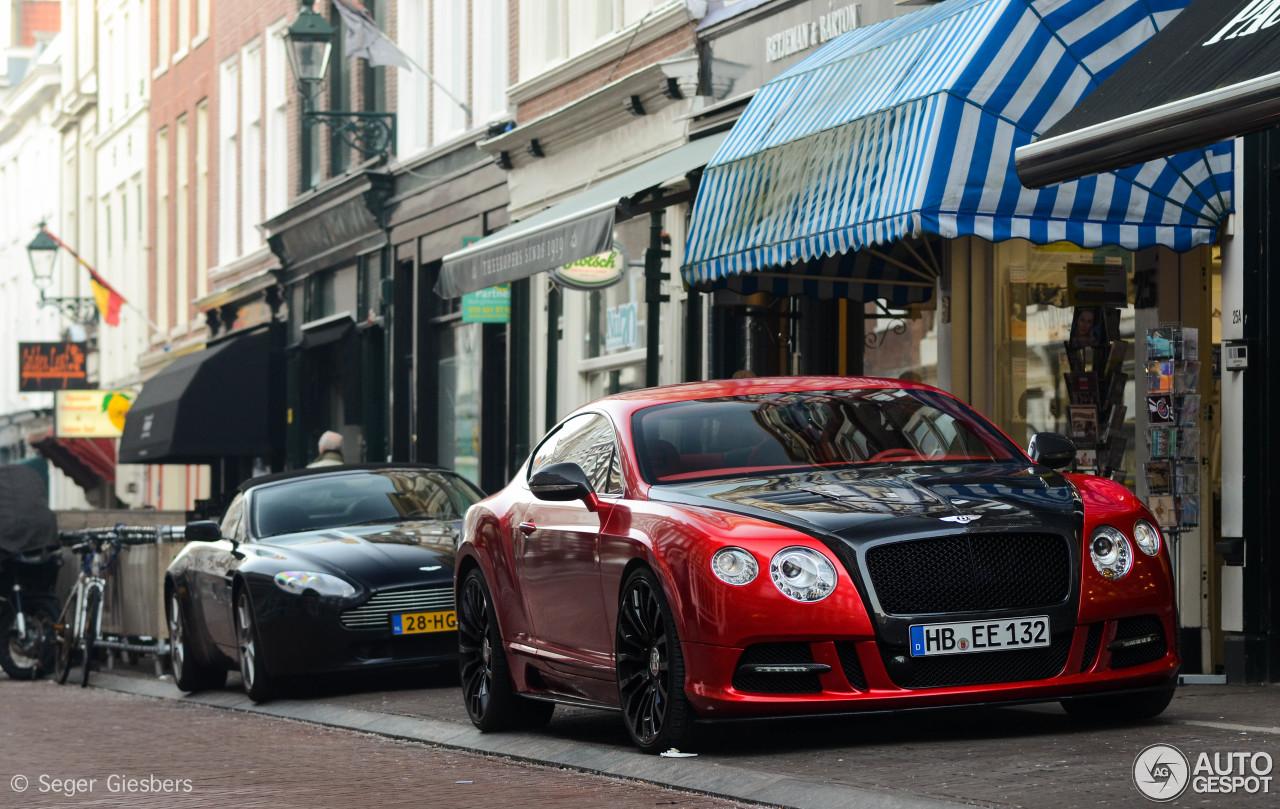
xmin=710 ymin=547 xmax=760 ymax=585
xmin=769 ymin=546 xmax=837 ymax=602
xmin=1089 ymin=526 xmax=1133 ymax=580
xmin=1133 ymin=519 xmax=1162 ymax=556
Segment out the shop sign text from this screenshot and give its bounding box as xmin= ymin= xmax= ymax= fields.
xmin=552 ymin=247 xmax=627 ymax=291
xmin=19 ymin=342 xmax=89 ymax=391
xmin=55 ymin=390 xmax=134 ymax=439
xmin=462 ymin=284 xmax=512 ymax=323
xmin=765 ymin=4 xmax=859 ymax=63
xmin=1204 ymin=1 xmax=1280 ymax=46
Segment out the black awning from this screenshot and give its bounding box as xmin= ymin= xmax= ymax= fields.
xmin=1016 ymin=0 xmax=1280 ymax=188
xmin=436 ymin=133 xmax=728 ymax=298
xmin=118 ymin=330 xmax=272 ymax=465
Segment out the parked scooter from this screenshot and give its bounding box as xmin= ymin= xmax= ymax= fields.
xmin=0 ymin=465 xmax=62 ymax=680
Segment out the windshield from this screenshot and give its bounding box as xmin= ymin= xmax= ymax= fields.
xmin=251 ymin=469 xmax=483 ymax=538
xmin=631 ymin=389 xmax=1022 ymax=484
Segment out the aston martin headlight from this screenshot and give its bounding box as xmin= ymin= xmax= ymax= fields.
xmin=1089 ymin=526 xmax=1133 ymax=580
xmin=769 ymin=546 xmax=837 ymax=602
xmin=1133 ymin=519 xmax=1161 ymax=557
xmin=711 ymin=547 xmax=758 ymax=585
xmin=273 ymin=571 xmax=356 ymax=598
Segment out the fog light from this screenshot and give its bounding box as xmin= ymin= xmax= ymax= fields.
xmin=711 ymin=547 xmax=758 ymax=585
xmin=1089 ymin=526 xmax=1132 ymax=580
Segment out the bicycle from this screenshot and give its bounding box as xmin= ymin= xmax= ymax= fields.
xmin=53 ymin=532 xmax=124 ymax=688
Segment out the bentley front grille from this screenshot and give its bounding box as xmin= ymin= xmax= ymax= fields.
xmin=864 ymin=533 xmax=1071 ymax=615
xmin=340 ymin=586 xmax=454 ymax=630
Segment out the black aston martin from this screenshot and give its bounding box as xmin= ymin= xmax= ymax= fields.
xmin=164 ymin=464 xmax=483 ymax=701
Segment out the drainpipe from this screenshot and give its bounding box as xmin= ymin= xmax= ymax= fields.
xmin=646 ymin=205 xmax=670 ymax=388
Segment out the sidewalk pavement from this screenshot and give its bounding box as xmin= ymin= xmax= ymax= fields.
xmin=0 ymin=678 xmax=755 ymax=809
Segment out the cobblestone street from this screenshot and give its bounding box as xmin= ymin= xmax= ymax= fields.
xmin=0 ymin=680 xmax=750 ymax=809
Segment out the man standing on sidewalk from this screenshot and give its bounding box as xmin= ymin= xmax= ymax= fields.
xmin=307 ymin=431 xmax=345 ymax=467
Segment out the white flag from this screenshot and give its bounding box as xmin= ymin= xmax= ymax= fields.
xmin=332 ymin=0 xmax=411 ymax=70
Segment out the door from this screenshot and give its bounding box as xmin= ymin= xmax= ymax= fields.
xmin=193 ymin=494 xmax=249 ymax=654
xmin=516 ymin=413 xmax=622 ymax=675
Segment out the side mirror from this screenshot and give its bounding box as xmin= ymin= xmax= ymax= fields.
xmin=184 ymin=520 xmax=223 ymax=542
xmin=529 ymin=462 xmax=597 ymax=507
xmin=1027 ymin=432 xmax=1076 ymax=470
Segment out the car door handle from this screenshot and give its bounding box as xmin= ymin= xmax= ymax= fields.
xmin=519 ymin=522 xmax=537 ymax=536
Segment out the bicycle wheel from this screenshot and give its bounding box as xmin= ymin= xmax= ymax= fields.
xmin=80 ymin=588 xmax=100 ymax=688
xmin=55 ymin=589 xmax=80 ymax=685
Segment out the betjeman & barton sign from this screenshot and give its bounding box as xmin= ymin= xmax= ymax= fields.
xmin=19 ymin=342 xmax=89 ymax=391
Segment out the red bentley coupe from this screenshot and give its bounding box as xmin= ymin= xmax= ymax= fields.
xmin=455 ymin=377 xmax=1177 ymax=753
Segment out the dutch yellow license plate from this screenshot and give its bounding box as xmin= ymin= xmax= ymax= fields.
xmin=391 ymin=610 xmax=456 ymax=635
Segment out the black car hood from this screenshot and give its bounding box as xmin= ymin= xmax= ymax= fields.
xmin=649 ymin=462 xmax=1079 ymax=544
xmin=254 ymin=521 xmax=458 ymax=590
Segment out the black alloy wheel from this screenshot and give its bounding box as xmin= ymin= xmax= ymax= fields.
xmin=236 ymin=590 xmax=274 ymax=703
xmin=0 ymin=599 xmax=58 ymax=680
xmin=615 ymin=567 xmax=693 ymax=754
xmin=167 ymin=591 xmax=227 ymax=693
xmin=457 ymin=569 xmax=553 ymax=731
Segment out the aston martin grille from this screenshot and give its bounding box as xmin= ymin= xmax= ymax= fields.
xmin=340 ymin=586 xmax=454 ymax=629
xmin=864 ymin=533 xmax=1071 ymax=614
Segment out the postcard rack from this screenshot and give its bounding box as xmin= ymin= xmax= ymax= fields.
xmin=1142 ymin=324 xmax=1200 ymax=535
xmin=1062 ymin=305 xmax=1127 ymax=479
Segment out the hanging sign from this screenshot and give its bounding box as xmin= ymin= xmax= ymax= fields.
xmin=1066 ymin=262 xmax=1128 ymax=307
xmin=461 ymin=284 xmax=512 ymax=323
xmin=550 ymin=246 xmax=627 ymax=291
xmin=55 ymin=390 xmax=134 ymax=438
xmin=19 ymin=342 xmax=90 ymax=391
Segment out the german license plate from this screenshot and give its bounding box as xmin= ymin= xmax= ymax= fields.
xmin=391 ymin=610 xmax=457 ymax=635
xmin=909 ymin=616 xmax=1050 ymax=657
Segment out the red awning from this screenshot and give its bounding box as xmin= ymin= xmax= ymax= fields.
xmin=27 ymin=430 xmax=116 ymax=491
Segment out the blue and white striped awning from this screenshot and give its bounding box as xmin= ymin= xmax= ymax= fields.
xmin=684 ymin=0 xmax=1233 ymax=291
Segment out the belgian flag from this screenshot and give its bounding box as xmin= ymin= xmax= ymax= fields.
xmin=86 ymin=266 xmax=125 ymax=326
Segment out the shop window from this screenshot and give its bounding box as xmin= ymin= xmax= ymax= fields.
xmin=862 ymin=302 xmax=939 ymax=386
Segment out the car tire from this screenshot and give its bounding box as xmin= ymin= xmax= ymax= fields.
xmin=168 ymin=591 xmax=227 ymax=693
xmin=1060 ymin=684 xmax=1176 ymax=722
xmin=236 ymin=589 xmax=274 ymax=703
xmin=615 ymin=567 xmax=695 ymax=754
xmin=457 ymin=568 xmax=554 ymax=731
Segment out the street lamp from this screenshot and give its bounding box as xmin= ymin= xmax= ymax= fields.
xmin=27 ymin=222 xmax=97 ymax=325
xmin=284 ymin=0 xmax=396 ymax=171
xmin=284 ymin=0 xmax=334 ymax=93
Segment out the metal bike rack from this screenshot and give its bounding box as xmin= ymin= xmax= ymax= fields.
xmin=60 ymin=525 xmax=186 ymax=677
